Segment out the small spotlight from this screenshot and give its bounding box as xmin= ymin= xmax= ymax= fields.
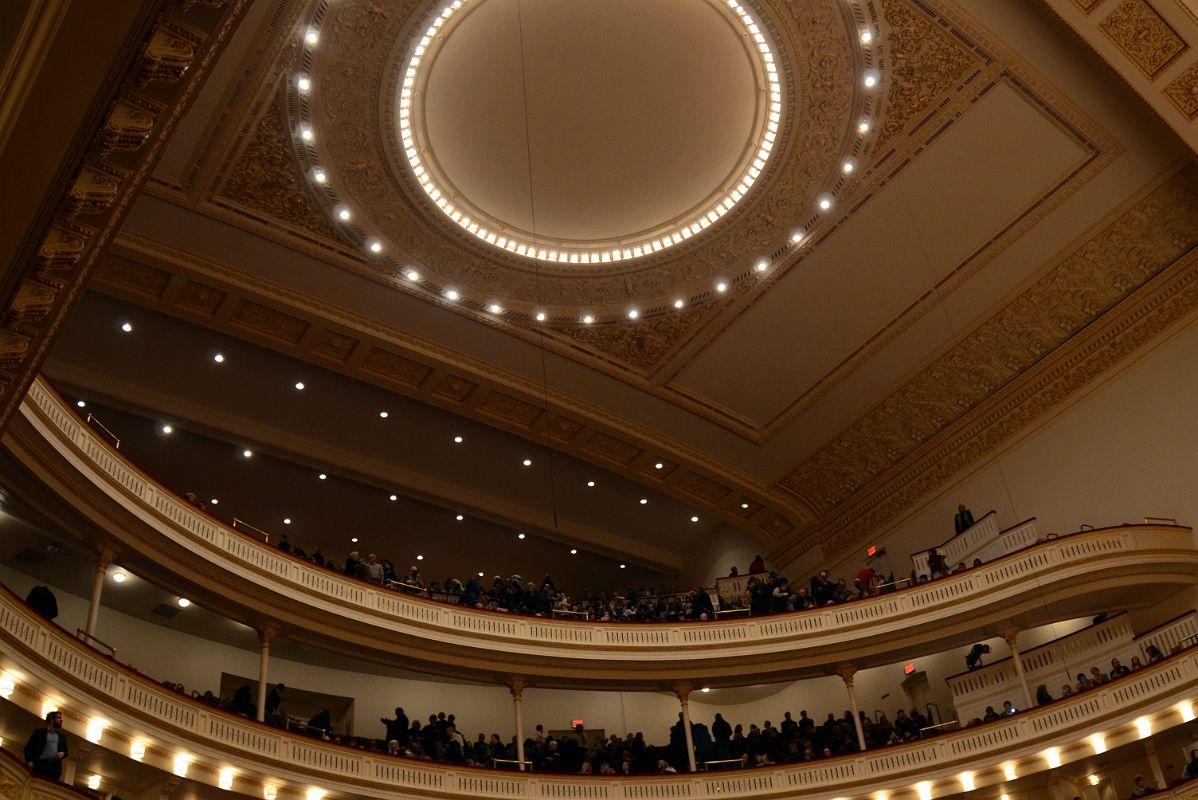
xmin=654 ymin=462 xmax=664 ymax=469
xmin=351 ymin=537 xmax=358 ymax=543
xmin=369 ymin=240 xmax=383 ymax=253
xmin=177 ymin=598 xmax=191 ymax=608
xmin=76 ymin=400 xmax=86 ymax=408
xmin=87 ymin=775 xmax=101 ymax=791
xmin=754 ymin=260 xmax=768 ymax=272
xmin=456 ymin=514 xmax=464 ymax=521
xmin=300 ymin=125 xmax=314 ymax=142
xmin=586 ymin=481 xmax=595 ymax=487
xmin=416 ymin=554 xmax=424 ymax=561
xmin=858 ymin=120 xmax=871 ymax=134
xmin=112 ymin=571 xmax=127 ymax=583
xmin=791 ymin=231 xmax=804 ymax=243
xmin=818 ymin=196 xmax=833 ymax=211
xmin=842 ymin=160 xmax=855 ymax=174
xmin=581 ymin=314 xmax=594 ymax=324
xmin=219 ymin=769 xmax=235 ymax=791
xmin=405 ymin=269 xmax=420 ymax=281
xmin=295 ymin=381 xmax=305 ymax=390
xmin=445 ymin=289 xmax=460 ymax=301
xmin=379 ymin=411 xmax=389 ymax=419
xmin=389 ymin=494 xmax=397 ymax=501
xmin=453 ymin=435 xmax=463 ymax=444
xmin=627 ymin=309 xmax=639 ymax=319
xmin=283 ymin=518 xmax=291 ymax=525
xmin=304 ymin=27 xmax=319 ymax=45
xmin=701 ymin=687 xmax=710 ymax=693
xmin=121 ymin=322 xmax=133 ymax=333
xmin=863 ymin=71 xmax=879 ymax=88
xmin=860 ymin=30 xmax=873 ymax=43
xmin=210 ymin=498 xmax=219 ymax=505
xmin=242 ymin=449 xmax=253 ymax=458
xmin=673 ymin=298 xmax=685 ymax=309
xmin=297 ymin=75 xmax=311 ymax=92
xmin=318 ymin=473 xmax=327 ymax=480
xmin=263 ymin=786 xmax=277 ymax=800
xmin=639 ymin=498 xmax=648 ymax=505
xmin=690 ymin=515 xmax=699 ymax=523
xmin=313 ymin=169 xmax=327 ymax=184
xmin=619 ymin=564 xmax=626 ymax=569
xmin=535 ymin=312 xmax=547 ymax=322
xmin=570 ymin=549 xmax=577 ymax=555
xmin=161 ymin=425 xmax=173 ymax=435
xmin=213 ymin=353 xmax=225 ymax=363
xmin=715 ymin=281 xmax=728 ymax=293
xmin=522 ymin=458 xmax=532 ymax=467
xmin=517 ymin=533 xmax=526 ymax=540
xmin=337 ymin=207 xmax=351 ymax=221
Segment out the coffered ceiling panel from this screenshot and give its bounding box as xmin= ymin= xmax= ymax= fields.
xmin=667 ymin=82 xmax=1093 ymax=428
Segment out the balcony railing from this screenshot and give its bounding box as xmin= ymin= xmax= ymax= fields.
xmin=1 ymin=584 xmax=1197 ymax=800
xmin=11 ymin=375 xmax=1198 ymax=685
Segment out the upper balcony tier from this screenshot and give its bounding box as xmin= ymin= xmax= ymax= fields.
xmin=4 ymin=377 xmax=1197 ymax=688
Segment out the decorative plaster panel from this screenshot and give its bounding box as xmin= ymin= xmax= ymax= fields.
xmin=1099 ymin=0 xmax=1188 ymax=78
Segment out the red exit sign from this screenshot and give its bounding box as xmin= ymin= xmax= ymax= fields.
xmin=572 ymin=719 xmax=584 ymax=728
xmin=867 ymin=545 xmax=877 ymax=557
xmin=904 ymin=662 xmax=916 ymax=674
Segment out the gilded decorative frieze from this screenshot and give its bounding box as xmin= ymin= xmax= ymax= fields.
xmin=581 ymin=432 xmax=643 ymax=465
xmin=99 ymin=97 xmax=162 ymax=155
xmin=177 ymin=280 xmax=226 ymax=316
xmin=229 ymin=299 xmax=309 ymax=344
xmin=779 ymin=163 xmax=1198 ymax=516
xmin=549 ymin=308 xmax=708 ymax=374
xmin=218 ymin=95 xmax=346 ymax=244
xmin=1164 ymin=61 xmax=1198 ymax=117
xmin=136 ymin=21 xmax=206 ymax=87
xmin=1099 ymin=0 xmax=1188 ymax=78
xmin=94 ymin=254 xmax=172 ymax=298
xmin=476 ymin=392 xmax=544 ymax=427
xmin=360 ymin=347 xmax=433 ymax=387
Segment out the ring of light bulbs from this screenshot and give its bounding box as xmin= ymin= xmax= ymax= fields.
xmin=397 ymin=0 xmax=781 ymax=266
xmin=292 ymin=0 xmax=882 ymax=325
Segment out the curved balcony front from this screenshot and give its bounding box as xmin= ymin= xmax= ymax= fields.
xmin=2 ymin=586 xmax=1198 ymax=800
xmin=3 ymin=377 xmax=1197 ymax=688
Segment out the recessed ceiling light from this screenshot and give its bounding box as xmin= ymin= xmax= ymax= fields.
xmin=478 ymin=571 xmax=484 ymax=577
xmin=858 ymin=120 xmax=870 ymax=134
xmin=619 ymin=564 xmax=626 ymax=569
xmin=859 ymin=30 xmax=873 ymax=43
xmin=294 ymin=382 xmax=305 ymax=391
xmin=517 ymin=533 xmax=526 ymax=540
xmin=627 ymin=308 xmax=639 ymax=319
xmin=318 ymin=473 xmax=327 ymax=480
xmin=210 ymin=498 xmax=219 ymax=505
xmin=120 ymin=322 xmax=133 ymax=333
xmin=161 ymin=425 xmax=173 ymax=435
xmin=535 ymin=312 xmax=546 ymax=322
xmin=242 ymin=449 xmax=252 ymax=458
xmin=754 ymin=260 xmax=768 ymax=272
xmin=369 ymin=240 xmax=383 ymax=253
xmin=177 ymin=598 xmax=191 ymax=608
xmin=581 ymin=314 xmax=594 ymax=324
xmin=76 ymin=400 xmax=86 ymax=408
xmin=112 ymin=571 xmax=127 ymax=583
xmin=300 ymin=125 xmax=314 ymax=142
xmin=337 ymin=207 xmax=351 ymax=221
xmin=715 ymin=281 xmax=728 ymax=293
xmin=304 ymin=27 xmax=319 ymax=45
xmin=389 ymin=494 xmax=397 ymax=501
xmin=405 ymin=269 xmax=420 ymax=281
xmin=570 ymin=549 xmax=578 ymax=555
xmin=213 ymin=353 xmax=225 ymax=363
xmin=453 ymin=435 xmax=463 ymax=444
xmin=445 ymin=289 xmax=460 ymax=301
xmin=586 ymin=480 xmax=595 ymax=487
xmin=691 ymin=515 xmax=699 ymax=523
xmin=297 ymin=75 xmax=311 ymax=92
xmin=416 ymin=554 xmax=424 ymax=561
xmin=456 ymin=514 xmax=464 ymax=521
xmin=639 ymin=498 xmax=648 ymax=505
xmin=313 ymin=169 xmax=327 ymax=184
xmin=522 ymin=458 xmax=532 ymax=467
xmin=379 ymin=411 xmax=389 ymax=419
xmin=283 ymin=518 xmax=291 ymax=525
xmin=842 ymin=160 xmax=855 ymax=174
xmin=351 ymin=537 xmax=358 ymax=543
xmin=673 ymin=299 xmax=685 ymax=309
xmin=863 ymin=71 xmax=879 ymax=88
xmin=818 ymin=196 xmax=833 ymax=211
xmin=488 ymin=304 xmax=503 ymax=314
xmin=741 ymin=502 xmax=750 ymax=509
xmin=654 ymin=462 xmax=664 ymax=470
xmin=701 ymin=687 xmax=711 ymax=693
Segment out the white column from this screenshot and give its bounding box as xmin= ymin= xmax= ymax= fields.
xmin=510 ymin=680 xmax=526 ymax=770
xmin=839 ymin=666 xmax=867 ymax=751
xmin=256 ymin=625 xmax=278 ymax=722
xmin=676 ymin=684 xmax=697 ymax=772
xmin=1003 ymin=628 xmax=1034 ymax=709
xmin=1144 ymin=737 xmax=1167 ymax=790
xmin=84 ymin=547 xmax=114 ymax=638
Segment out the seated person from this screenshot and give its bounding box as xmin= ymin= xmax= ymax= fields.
xmin=1035 ymin=684 xmax=1053 ymax=705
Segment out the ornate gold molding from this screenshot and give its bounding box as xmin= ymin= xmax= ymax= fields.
xmin=769 ymin=160 xmax=1198 ymax=564
xmin=0 ymin=0 xmax=254 ymax=433
xmin=1099 ymin=0 xmax=1189 ymax=79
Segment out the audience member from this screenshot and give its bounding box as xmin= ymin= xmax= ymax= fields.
xmin=23 ymin=710 xmax=68 ymax=780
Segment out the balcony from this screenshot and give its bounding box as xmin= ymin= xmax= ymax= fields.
xmin=4 ymin=376 xmax=1197 ymax=687
xmin=2 ymin=585 xmax=1198 ymax=800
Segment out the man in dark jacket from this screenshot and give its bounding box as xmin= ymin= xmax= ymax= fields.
xmin=24 ymin=710 xmax=68 ymax=779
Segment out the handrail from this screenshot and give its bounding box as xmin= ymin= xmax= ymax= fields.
xmin=918 ymin=720 xmax=959 ymax=737
xmin=84 ymin=412 xmax=119 ymax=449
xmin=4 ymin=584 xmax=1198 ymax=800
xmin=75 ymin=628 xmax=116 ymax=657
xmin=491 ymin=758 xmax=533 ymax=771
xmin=1145 ymin=515 xmax=1179 ymax=525
xmin=232 ymin=517 xmax=269 ymax=542
xmin=13 ymin=375 xmax=1198 ymax=685
xmin=701 ymin=758 xmax=744 ymax=771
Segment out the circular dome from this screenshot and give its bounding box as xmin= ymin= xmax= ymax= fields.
xmin=400 ymin=0 xmax=781 ymax=264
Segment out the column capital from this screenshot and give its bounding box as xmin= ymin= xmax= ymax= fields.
xmin=1001 ymin=627 xmax=1020 ymax=648
xmin=836 ymin=664 xmax=857 ymax=685
xmin=257 ymin=623 xmax=281 ymax=644
xmin=674 ymin=684 xmax=692 ymax=702
xmin=508 ymin=679 xmax=526 ymax=699
xmin=90 ymin=544 xmax=117 ymax=570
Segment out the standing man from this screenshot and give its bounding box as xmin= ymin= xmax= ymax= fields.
xmin=953 ymin=504 xmax=975 ymax=535
xmin=24 ymin=710 xmax=68 ymax=780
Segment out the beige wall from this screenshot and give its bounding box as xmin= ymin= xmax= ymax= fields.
xmin=801 ymin=316 xmax=1198 ymax=594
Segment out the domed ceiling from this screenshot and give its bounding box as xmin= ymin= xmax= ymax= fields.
xmin=14 ymin=0 xmax=1198 ymax=577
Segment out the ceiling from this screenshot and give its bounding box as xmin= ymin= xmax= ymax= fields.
xmin=4 ymin=0 xmax=1198 ymax=582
